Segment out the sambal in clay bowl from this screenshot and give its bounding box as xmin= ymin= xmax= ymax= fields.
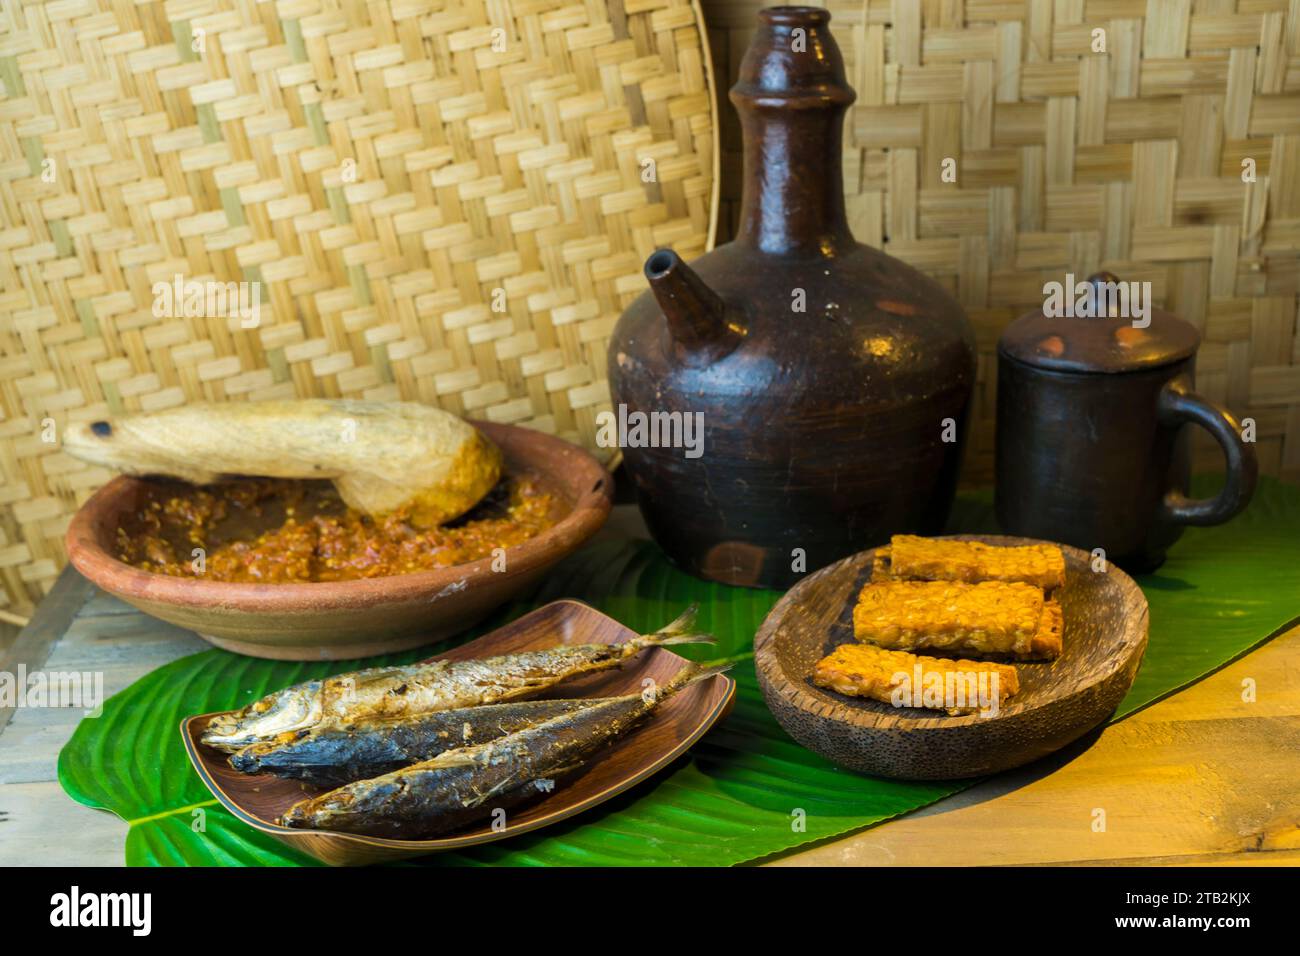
xmin=65 ymin=422 xmax=613 ymax=660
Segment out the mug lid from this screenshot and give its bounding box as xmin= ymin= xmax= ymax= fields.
xmin=998 ymin=272 xmax=1200 ymax=374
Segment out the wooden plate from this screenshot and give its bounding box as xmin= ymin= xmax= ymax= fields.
xmin=182 ymin=600 xmax=735 ymax=865
xmin=66 ymin=422 xmax=612 ymax=661
xmin=753 ymin=536 xmax=1148 ymax=780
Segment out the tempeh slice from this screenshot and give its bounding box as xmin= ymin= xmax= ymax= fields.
xmin=813 ymin=643 xmax=1019 ymax=716
xmin=852 ymin=579 xmax=1063 ymax=661
xmin=1031 ymin=598 xmax=1064 ymax=660
xmin=872 ymin=535 xmax=1066 ymax=592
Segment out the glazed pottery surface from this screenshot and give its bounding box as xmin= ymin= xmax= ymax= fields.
xmin=65 ymin=422 xmax=613 ymax=660
xmin=608 ymin=7 xmax=975 ymax=588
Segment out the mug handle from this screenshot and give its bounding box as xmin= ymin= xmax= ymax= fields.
xmin=1156 ymin=379 xmax=1258 ymax=525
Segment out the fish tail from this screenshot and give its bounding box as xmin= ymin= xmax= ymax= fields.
xmin=658 ymin=661 xmax=733 ymax=696
xmin=654 ymin=633 xmax=716 ymax=647
xmin=636 ymin=604 xmax=716 ymax=649
xmin=657 ymin=603 xmax=699 ymax=637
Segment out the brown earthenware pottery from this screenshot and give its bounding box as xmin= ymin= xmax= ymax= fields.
xmin=754 ymin=535 xmax=1148 ymax=780
xmin=996 ymin=271 xmax=1258 ymax=572
xmin=66 ymin=422 xmax=612 ymax=660
xmin=608 ymin=6 xmax=975 ymax=589
xmin=183 ymin=600 xmax=735 ymax=865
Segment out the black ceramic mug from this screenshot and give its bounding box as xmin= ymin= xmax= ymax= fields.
xmin=995 ymin=276 xmax=1257 ymax=572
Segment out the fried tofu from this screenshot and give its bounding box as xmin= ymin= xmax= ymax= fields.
xmin=853 ymin=579 xmax=1063 ymax=661
xmin=813 ymin=643 xmax=1019 ymax=715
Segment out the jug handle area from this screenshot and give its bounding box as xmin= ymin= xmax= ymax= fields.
xmin=1157 ymin=379 xmax=1258 ymax=526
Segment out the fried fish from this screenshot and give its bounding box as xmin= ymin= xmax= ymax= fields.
xmin=201 ymin=606 xmax=713 ymax=753
xmin=279 ymin=662 xmax=729 ymax=837
xmin=229 ymin=697 xmax=606 ymax=788
xmin=62 ymin=399 xmax=502 ymax=528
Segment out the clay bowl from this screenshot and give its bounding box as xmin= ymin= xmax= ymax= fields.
xmin=182 ymin=599 xmax=735 ymax=865
xmin=66 ymin=422 xmax=613 ymax=660
xmin=754 ymin=535 xmax=1148 ymax=780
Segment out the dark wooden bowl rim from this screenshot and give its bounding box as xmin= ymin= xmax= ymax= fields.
xmin=754 ymin=535 xmax=1149 ymax=730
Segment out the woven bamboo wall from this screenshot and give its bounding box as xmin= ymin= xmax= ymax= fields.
xmin=705 ymin=0 xmax=1300 ymax=486
xmin=3 ymin=0 xmax=1300 ymax=616
xmin=0 ymin=0 xmax=716 ymax=614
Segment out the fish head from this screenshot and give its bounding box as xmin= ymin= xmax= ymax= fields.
xmin=202 ymin=682 xmax=325 ymax=752
xmin=62 ymin=412 xmax=220 ymax=484
xmin=61 ymin=418 xmax=127 ymax=469
xmin=227 ymin=748 xmax=263 ymax=774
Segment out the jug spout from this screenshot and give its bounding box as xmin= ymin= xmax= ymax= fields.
xmin=645 ymin=249 xmax=742 ymax=361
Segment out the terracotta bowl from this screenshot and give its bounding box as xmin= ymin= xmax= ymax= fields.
xmin=65 ymin=422 xmax=613 ymax=660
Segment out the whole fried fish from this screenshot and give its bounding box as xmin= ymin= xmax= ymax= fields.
xmin=61 ymin=399 xmax=502 ymax=527
xmin=202 ymin=606 xmax=711 ymax=753
xmin=280 ymin=661 xmax=729 ymax=837
xmin=229 ymin=697 xmax=604 ymax=788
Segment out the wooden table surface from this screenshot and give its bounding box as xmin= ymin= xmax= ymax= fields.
xmin=2 ymin=508 xmax=1298 ymax=867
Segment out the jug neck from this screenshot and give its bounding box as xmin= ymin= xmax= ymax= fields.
xmin=731 ymin=7 xmax=856 ymax=257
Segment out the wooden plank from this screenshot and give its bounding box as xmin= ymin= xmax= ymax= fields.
xmin=0 ymin=572 xmax=208 ymax=790
xmin=0 ymin=781 xmax=127 ymax=867
xmin=0 ymin=569 xmax=96 ymax=736
xmin=0 ymin=621 xmax=21 ymax=657
xmin=3 ymin=528 xmax=1299 ymax=866
xmin=770 ymin=623 xmax=1300 ymax=866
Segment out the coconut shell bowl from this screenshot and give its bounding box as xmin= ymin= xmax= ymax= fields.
xmin=754 ymin=535 xmax=1149 ymax=780
xmin=65 ymin=423 xmax=613 ymax=660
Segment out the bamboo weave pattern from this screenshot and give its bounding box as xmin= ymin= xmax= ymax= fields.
xmin=0 ymin=0 xmax=717 ymax=611
xmin=706 ymin=0 xmax=1300 ymax=484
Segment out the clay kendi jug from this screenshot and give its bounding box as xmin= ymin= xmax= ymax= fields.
xmin=607 ymin=6 xmax=976 ymax=589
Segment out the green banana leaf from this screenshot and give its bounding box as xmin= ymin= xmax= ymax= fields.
xmin=58 ymin=477 xmax=1300 ymax=866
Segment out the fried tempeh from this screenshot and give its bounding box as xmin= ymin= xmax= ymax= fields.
xmin=873 ymin=535 xmax=1066 ymax=592
xmin=853 ymin=579 xmax=1063 ymax=661
xmin=813 ymin=643 xmax=1019 ymax=715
